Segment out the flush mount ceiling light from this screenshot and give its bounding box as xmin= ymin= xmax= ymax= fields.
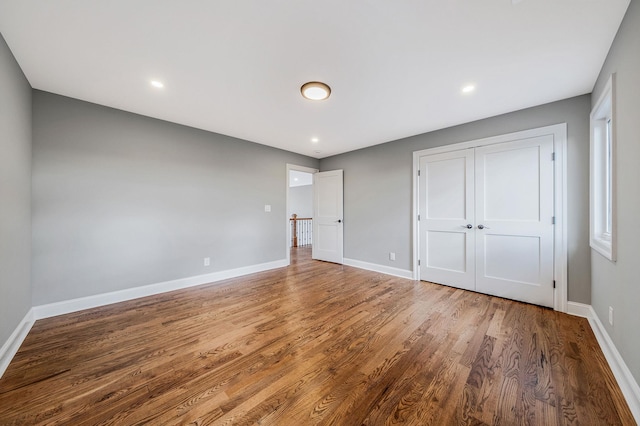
xmin=150 ymin=80 xmax=164 ymax=89
xmin=301 ymin=81 xmax=331 ymax=100
xmin=311 ymin=137 xmax=319 ymax=143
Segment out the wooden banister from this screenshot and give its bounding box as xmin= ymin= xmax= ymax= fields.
xmin=291 ymin=214 xmax=298 ymax=247
xmin=290 ymin=215 xmax=313 ymax=247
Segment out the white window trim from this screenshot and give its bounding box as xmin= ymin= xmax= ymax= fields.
xmin=590 ymin=73 xmax=617 ymax=262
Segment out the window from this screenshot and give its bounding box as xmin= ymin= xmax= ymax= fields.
xmin=590 ymin=73 xmax=616 ymax=261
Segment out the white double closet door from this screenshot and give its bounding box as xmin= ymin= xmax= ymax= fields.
xmin=419 ymin=135 xmax=555 ymax=307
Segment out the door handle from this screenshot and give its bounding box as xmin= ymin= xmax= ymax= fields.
xmin=461 ymin=224 xmax=473 ymax=229
xmin=477 ymin=224 xmax=490 ymax=229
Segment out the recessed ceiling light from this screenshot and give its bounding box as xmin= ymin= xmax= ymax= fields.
xmin=301 ymin=82 xmax=331 ymax=101
xmin=462 ymin=84 xmax=475 ymax=94
xmin=314 ymin=150 xmax=322 ymax=154
xmin=311 ymin=137 xmax=319 ymax=143
xmin=150 ymin=80 xmax=164 ymax=89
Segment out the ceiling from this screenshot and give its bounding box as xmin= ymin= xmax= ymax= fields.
xmin=0 ymin=1 xmax=630 ymax=159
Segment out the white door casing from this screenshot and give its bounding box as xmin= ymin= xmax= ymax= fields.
xmin=285 ymin=164 xmax=318 ymax=265
xmin=414 ymin=124 xmax=567 ymax=310
xmin=419 ymin=149 xmax=475 ymax=291
xmin=313 ymin=170 xmax=344 ymax=264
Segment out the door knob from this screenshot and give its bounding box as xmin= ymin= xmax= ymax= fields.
xmin=461 ymin=224 xmax=473 ymax=229
xmin=477 ymin=224 xmax=490 ymax=229
xmin=336 ymin=219 xmax=342 ymax=223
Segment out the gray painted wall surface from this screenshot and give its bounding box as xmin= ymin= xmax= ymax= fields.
xmin=32 ymin=91 xmax=318 ymax=305
xmin=321 ymin=95 xmax=592 ymax=304
xmin=288 ymin=185 xmax=313 ymax=219
xmin=0 ymin=34 xmax=32 ymax=345
xmin=590 ymin=0 xmax=640 ymax=385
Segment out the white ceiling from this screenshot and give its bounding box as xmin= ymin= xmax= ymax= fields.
xmin=0 ymin=0 xmax=630 ymax=159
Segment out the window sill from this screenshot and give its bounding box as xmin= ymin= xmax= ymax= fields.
xmin=591 ymin=237 xmax=615 ymax=262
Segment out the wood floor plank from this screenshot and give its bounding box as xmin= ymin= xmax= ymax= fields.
xmin=0 ymin=248 xmax=635 ymax=425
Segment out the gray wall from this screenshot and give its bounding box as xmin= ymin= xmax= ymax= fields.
xmin=32 ymin=91 xmax=318 ymax=305
xmin=321 ymin=95 xmax=592 ymax=304
xmin=0 ymin=34 xmax=32 ymax=345
xmin=591 ymin=0 xmax=640 ymax=385
xmin=288 ymin=185 xmax=313 ymax=219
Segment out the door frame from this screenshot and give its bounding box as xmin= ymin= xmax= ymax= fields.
xmin=412 ymin=123 xmax=568 ymax=312
xmin=285 ymin=164 xmax=319 ymax=265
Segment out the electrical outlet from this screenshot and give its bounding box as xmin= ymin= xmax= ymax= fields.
xmin=609 ymin=306 xmax=614 ymax=326
xmin=389 ymin=252 xmax=396 ymax=261
xmin=204 ymin=257 xmax=210 ymax=266
xmin=264 ymin=204 xmax=271 ymax=212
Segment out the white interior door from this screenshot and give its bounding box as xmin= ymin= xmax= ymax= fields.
xmin=313 ymin=170 xmax=343 ymax=264
xmin=475 ymin=136 xmax=555 ymax=307
xmin=419 ymin=149 xmax=475 ymax=290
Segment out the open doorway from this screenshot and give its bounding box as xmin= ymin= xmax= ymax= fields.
xmin=289 ymin=170 xmax=313 ymax=248
xmin=286 ymin=164 xmax=318 ymax=265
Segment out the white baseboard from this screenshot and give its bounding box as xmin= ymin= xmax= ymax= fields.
xmin=567 ymin=302 xmax=640 ymax=422
xmin=0 ymin=259 xmax=288 ymax=379
xmin=0 ymin=308 xmax=35 ymax=379
xmin=566 ymin=301 xmax=593 ymax=318
xmin=343 ymin=258 xmax=413 ymax=279
xmin=33 ymin=259 xmax=288 ymax=320
xmin=4 ymin=273 xmax=638 ymax=423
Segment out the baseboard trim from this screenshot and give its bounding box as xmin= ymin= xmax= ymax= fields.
xmin=343 ymin=258 xmax=413 ymax=279
xmin=566 ymin=301 xmax=593 ymax=318
xmin=5 ymin=274 xmax=639 ymax=422
xmin=0 ymin=309 xmax=35 ymax=379
xmin=1 ymin=259 xmax=288 ymax=379
xmin=32 ymin=259 xmax=288 ymax=320
xmin=567 ymin=302 xmax=640 ymax=422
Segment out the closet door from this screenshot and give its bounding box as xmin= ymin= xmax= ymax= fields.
xmin=474 ymin=136 xmax=555 ymax=307
xmin=419 ymin=149 xmax=475 ymax=291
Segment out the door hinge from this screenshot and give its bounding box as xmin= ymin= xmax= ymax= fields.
xmin=552 ymin=216 xmax=556 ymax=225
xmin=418 ymin=259 xmax=421 ymax=266
xmin=418 ymin=214 xmax=420 ymax=221
xmin=551 ymin=152 xmax=556 ymax=161
xmin=418 ymin=169 xmax=421 ymax=176
xmin=553 ymin=280 xmax=556 ymax=289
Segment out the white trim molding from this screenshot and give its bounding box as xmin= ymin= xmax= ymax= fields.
xmin=412 ymin=123 xmax=568 ymax=312
xmin=567 ymin=302 xmax=640 ymax=422
xmin=0 ymin=309 xmax=35 ymax=379
xmin=590 ymin=73 xmax=617 ymax=262
xmin=0 ymin=258 xmax=288 ymax=379
xmin=566 ymin=301 xmax=594 ymax=319
xmin=285 ymin=164 xmax=319 ymax=265
xmin=33 ymin=259 xmax=288 ymax=320
xmin=343 ymin=258 xmax=413 ymax=279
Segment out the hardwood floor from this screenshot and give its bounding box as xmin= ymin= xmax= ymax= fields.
xmin=0 ymin=248 xmax=634 ymax=425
